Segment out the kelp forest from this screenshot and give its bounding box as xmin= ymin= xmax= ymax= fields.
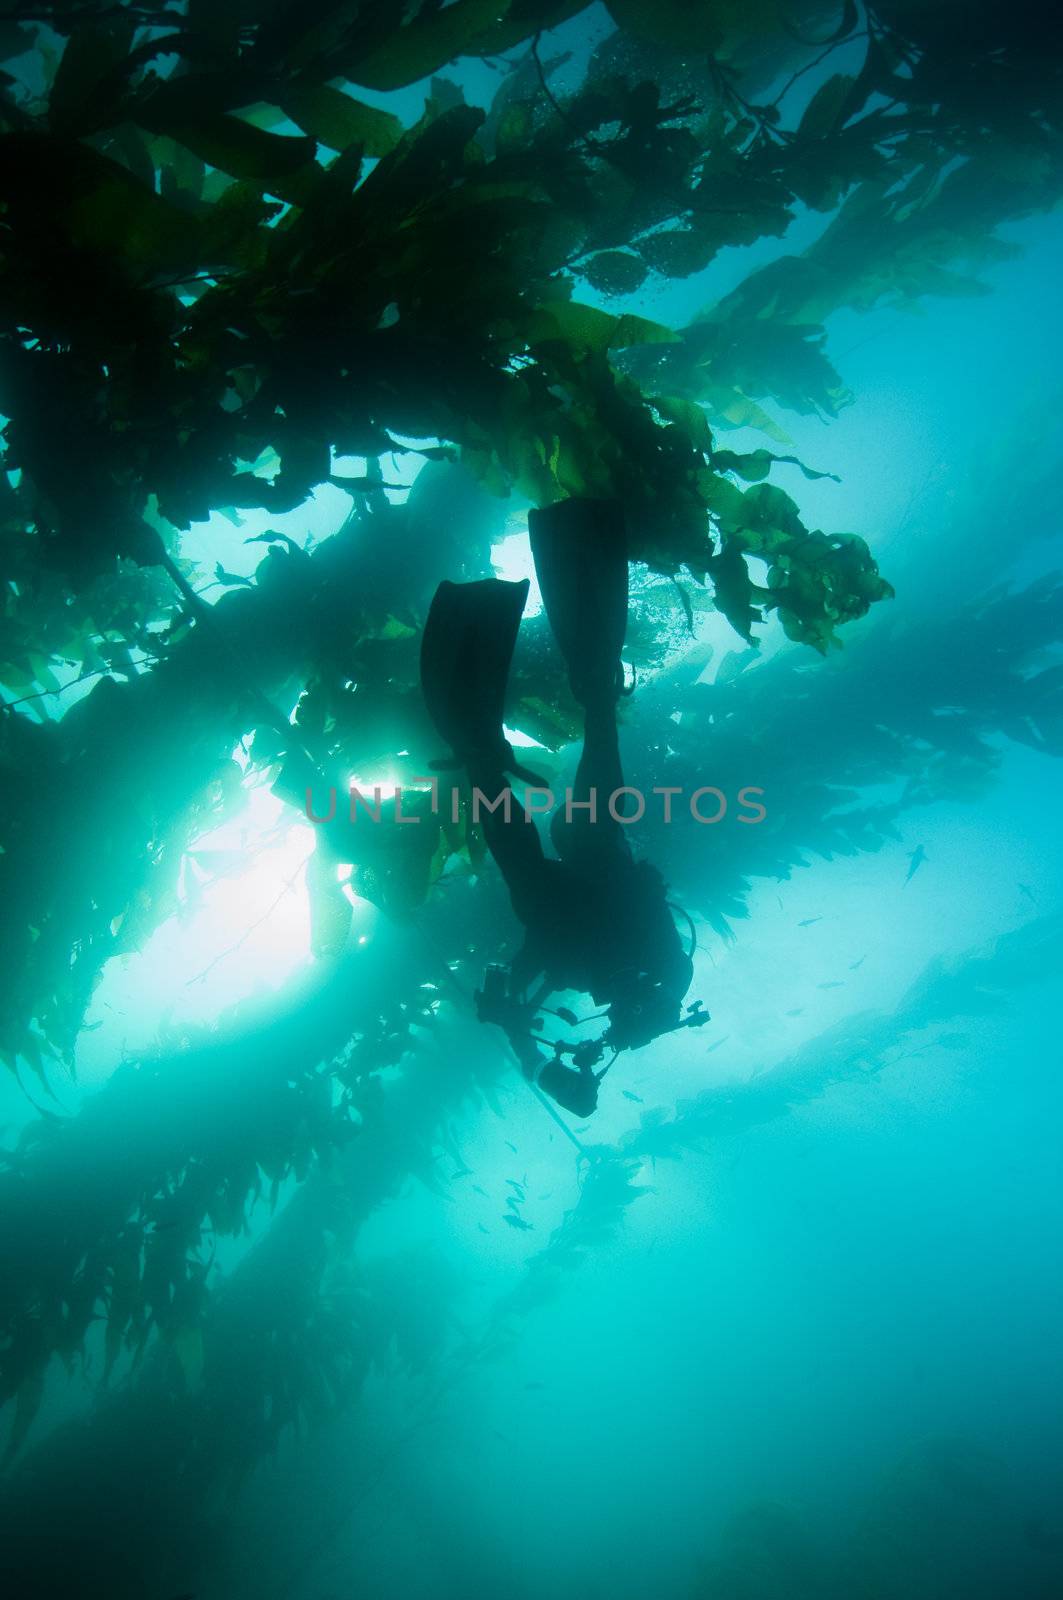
xmin=1 ymin=4 xmax=1061 ymax=1598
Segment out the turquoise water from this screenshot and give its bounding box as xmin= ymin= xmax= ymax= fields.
xmin=2 ymin=16 xmax=1062 ymax=1600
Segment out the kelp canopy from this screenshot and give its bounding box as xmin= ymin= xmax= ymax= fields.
xmin=3 ymin=0 xmax=1060 ymax=1059
xmin=1 ymin=0 xmax=1062 ymax=1565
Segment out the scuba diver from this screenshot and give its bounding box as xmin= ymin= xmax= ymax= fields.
xmin=420 ymin=497 xmax=706 ymax=1118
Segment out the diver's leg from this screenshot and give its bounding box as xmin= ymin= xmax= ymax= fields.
xmin=551 ymin=704 xmax=633 ymax=866
xmin=469 ymin=757 xmax=549 ymax=910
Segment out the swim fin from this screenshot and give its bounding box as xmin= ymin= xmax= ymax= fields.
xmin=420 ymin=577 xmax=532 ymax=778
xmin=527 ymin=498 xmax=629 ymax=708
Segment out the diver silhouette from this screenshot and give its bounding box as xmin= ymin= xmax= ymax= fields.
xmin=420 ymin=498 xmax=699 ymax=1117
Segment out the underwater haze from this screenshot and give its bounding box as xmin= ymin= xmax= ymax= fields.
xmin=1 ymin=6 xmax=1062 ymax=1600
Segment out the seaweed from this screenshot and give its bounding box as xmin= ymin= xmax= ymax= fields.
xmin=0 ymin=5 xmax=1062 ymax=1582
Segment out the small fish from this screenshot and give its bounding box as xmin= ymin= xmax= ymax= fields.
xmin=818 ymin=980 xmax=844 ymax=990
xmin=1019 ymin=882 xmax=1037 ymax=905
xmin=538 ymin=1191 xmax=552 ymax=1200
xmin=904 ymin=844 xmax=927 ymax=884
xmin=472 ymin=1184 xmax=488 ymax=1198
xmin=785 ymin=1007 xmax=804 ymax=1017
xmin=505 ymin=1179 xmax=525 ymax=1197
xmin=506 ymin=1196 xmax=523 ymax=1212
xmin=797 ymin=916 xmax=822 ymax=928
xmin=214 ymin=563 xmax=253 ymax=589
xmin=505 ymin=1140 xmax=518 ymax=1154
xmin=524 ymin=1381 xmax=546 ymax=1390
xmin=478 ymin=1222 xmax=490 ymax=1234
xmin=503 ymin=1213 xmax=533 ymax=1231
xmin=705 ymin=1034 xmax=730 ymax=1052
xmin=450 ymin=1165 xmax=473 ymax=1180
xmin=849 ymin=956 xmax=866 ymax=970
xmin=622 ymin=1090 xmax=644 ymax=1104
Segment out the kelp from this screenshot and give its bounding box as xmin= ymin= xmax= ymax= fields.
xmin=1 ymin=0 xmax=1062 ymax=1566
xmin=0 ymin=875 xmax=1057 ymax=1597
xmin=0 ymin=916 xmax=464 ymax=1446
xmin=628 ymin=570 xmax=1063 ymax=943
xmin=0 ymin=3 xmax=892 ymax=632
xmin=0 ymin=987 xmax=508 ymax=1599
xmin=14 ymin=0 xmax=1053 ymax=612
xmin=5 ymin=0 xmax=1062 ymax=1070
xmin=0 ymin=492 xmax=458 ymax=1067
xmin=4 ymin=541 xmax=1060 ymax=1438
